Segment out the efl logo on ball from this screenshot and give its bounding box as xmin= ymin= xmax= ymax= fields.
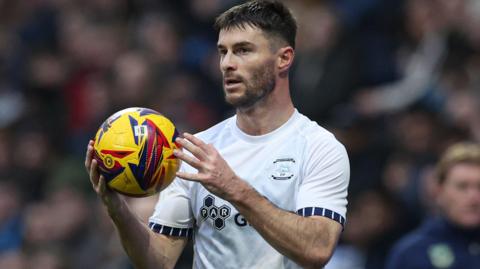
xmin=93 ymin=107 xmax=181 ymax=197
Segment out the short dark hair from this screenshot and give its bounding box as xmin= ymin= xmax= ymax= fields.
xmin=214 ymin=0 xmax=297 ymax=49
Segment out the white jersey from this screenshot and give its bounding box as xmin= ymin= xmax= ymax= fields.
xmin=149 ymin=109 xmax=350 ymax=269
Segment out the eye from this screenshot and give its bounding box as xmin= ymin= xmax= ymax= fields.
xmin=235 ymin=47 xmax=250 ymax=55
xmin=218 ymin=49 xmax=227 ymax=57
xmin=454 ymin=181 xmax=468 ymax=191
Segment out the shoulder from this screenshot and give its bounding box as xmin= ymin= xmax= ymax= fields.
xmin=392 ymin=230 xmax=431 ymax=255
xmin=294 ymin=113 xmax=348 ymax=163
xmin=296 ymin=113 xmax=344 ymax=146
xmin=386 ymin=223 xmax=436 ymax=269
xmin=391 ymin=218 xmax=451 ymax=253
xmin=294 ymin=113 xmax=335 ymax=139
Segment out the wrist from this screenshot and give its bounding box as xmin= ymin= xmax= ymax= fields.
xmin=104 ymin=193 xmax=126 ymax=219
xmin=228 ymin=178 xmax=257 ymax=206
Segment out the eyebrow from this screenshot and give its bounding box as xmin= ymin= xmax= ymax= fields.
xmin=217 ymin=41 xmax=255 ymax=50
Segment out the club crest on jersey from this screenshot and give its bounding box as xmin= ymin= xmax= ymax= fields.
xmin=199 ymin=195 xmax=231 ymax=230
xmin=271 ymin=158 xmax=296 ymax=180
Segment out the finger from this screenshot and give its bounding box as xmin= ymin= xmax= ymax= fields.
xmin=184 ymin=133 xmax=217 ymax=155
xmin=176 ymin=171 xmax=204 ymax=182
xmin=173 ymin=149 xmax=202 ymax=170
xmin=183 ymin=133 xmax=208 ymax=150
xmin=98 ymin=175 xmax=106 ymax=194
xmin=176 ymin=137 xmax=207 ymax=161
xmin=89 ymin=159 xmax=101 ymax=189
xmin=85 ymin=140 xmax=95 ymax=172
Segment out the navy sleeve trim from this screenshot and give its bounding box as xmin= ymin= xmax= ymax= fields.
xmin=296 ymin=207 xmax=346 ymax=226
xmin=148 ymin=222 xmax=193 ymax=238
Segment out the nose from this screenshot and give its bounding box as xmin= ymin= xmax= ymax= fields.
xmin=220 ymin=51 xmax=237 ymax=73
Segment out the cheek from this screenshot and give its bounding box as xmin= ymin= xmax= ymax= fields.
xmin=441 ymin=187 xmax=477 ymax=211
xmin=252 ymin=61 xmax=275 ymax=80
xmin=437 ymin=189 xmax=460 ymax=209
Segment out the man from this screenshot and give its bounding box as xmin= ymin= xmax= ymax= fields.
xmin=386 ymin=142 xmax=480 ymax=269
xmin=85 ymin=1 xmax=349 ymax=268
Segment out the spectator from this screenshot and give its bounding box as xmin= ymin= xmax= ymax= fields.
xmin=386 ymin=142 xmax=480 ymax=269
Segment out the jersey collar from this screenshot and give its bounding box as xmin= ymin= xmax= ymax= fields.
xmin=229 ymin=109 xmax=300 ymax=144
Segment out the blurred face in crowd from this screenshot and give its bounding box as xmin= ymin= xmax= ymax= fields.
xmin=438 ymin=163 xmax=480 ymax=228
xmin=217 ymin=25 xmax=277 ymax=109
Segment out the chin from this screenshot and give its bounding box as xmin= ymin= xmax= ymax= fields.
xmin=225 ymin=95 xmax=238 ymax=104
xmin=225 ymin=98 xmax=245 ymax=108
xmin=224 ymin=92 xmax=245 ymax=106
xmin=453 ymin=215 xmax=480 ymax=229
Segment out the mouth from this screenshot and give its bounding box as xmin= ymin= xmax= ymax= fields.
xmin=224 ymin=77 xmax=243 ymax=90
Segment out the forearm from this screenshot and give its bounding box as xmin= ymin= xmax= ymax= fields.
xmin=106 ymin=196 xmax=185 ymax=269
xmin=231 ymin=181 xmax=341 ymax=268
xmin=87 ymin=144 xmax=185 ymax=268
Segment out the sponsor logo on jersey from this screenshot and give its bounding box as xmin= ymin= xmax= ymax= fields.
xmin=199 ymin=195 xmax=231 ymax=230
xmin=234 ymin=213 xmax=250 ymax=227
xmin=428 ymin=243 xmax=454 ymax=268
xmin=271 ymin=158 xmax=296 ymax=180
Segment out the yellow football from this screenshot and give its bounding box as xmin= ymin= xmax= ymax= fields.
xmin=93 ymin=107 xmax=181 ymax=197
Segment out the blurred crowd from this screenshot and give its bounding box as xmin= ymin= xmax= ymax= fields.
xmin=0 ymin=0 xmax=479 ymax=268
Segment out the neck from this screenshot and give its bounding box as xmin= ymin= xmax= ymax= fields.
xmin=235 ymin=80 xmax=294 ymax=136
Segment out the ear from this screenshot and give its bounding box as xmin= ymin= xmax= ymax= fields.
xmin=277 ymin=46 xmax=294 ymax=73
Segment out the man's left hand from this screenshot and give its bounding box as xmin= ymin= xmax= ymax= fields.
xmin=173 ymin=133 xmax=242 ymax=200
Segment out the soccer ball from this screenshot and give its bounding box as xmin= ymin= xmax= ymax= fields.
xmin=93 ymin=107 xmax=181 ymax=197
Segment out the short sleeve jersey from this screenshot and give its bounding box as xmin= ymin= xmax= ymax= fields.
xmin=149 ymin=109 xmax=350 ymax=269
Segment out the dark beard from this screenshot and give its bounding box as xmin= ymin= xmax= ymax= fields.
xmin=224 ymin=63 xmax=276 ymax=109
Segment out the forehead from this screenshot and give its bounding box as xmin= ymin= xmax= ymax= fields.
xmin=217 ymin=24 xmax=270 ymax=47
xmin=445 ymin=163 xmax=480 ymax=183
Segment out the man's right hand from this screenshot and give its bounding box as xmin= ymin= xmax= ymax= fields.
xmin=85 ymin=140 xmax=122 ymax=210
xmin=84 ymin=142 xmax=187 ymax=269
